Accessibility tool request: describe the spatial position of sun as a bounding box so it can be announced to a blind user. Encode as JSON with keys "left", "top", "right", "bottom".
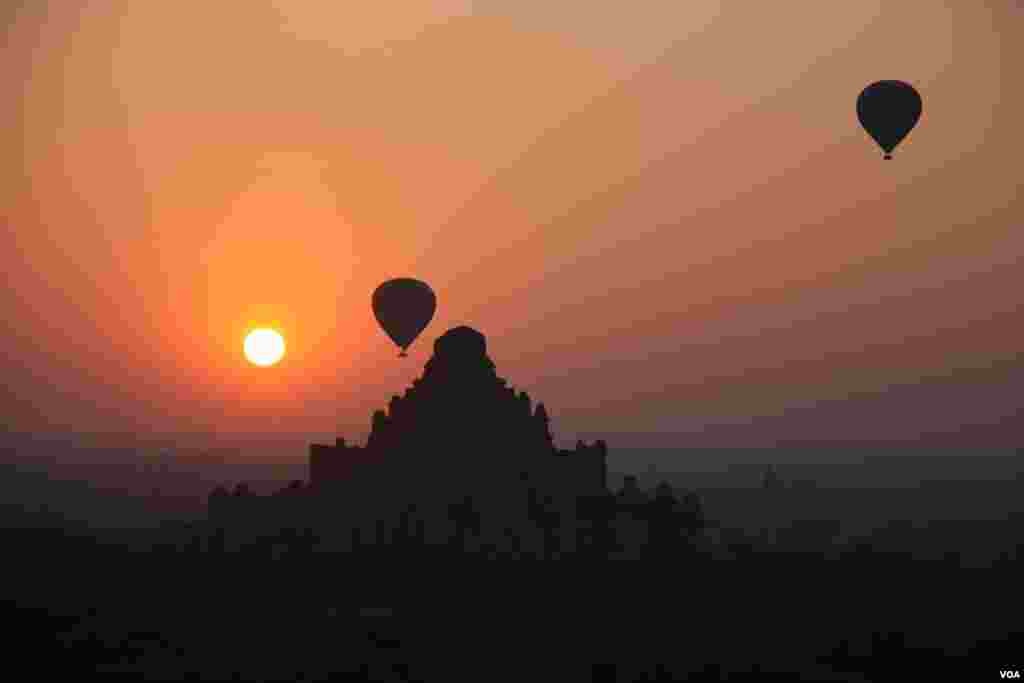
{"left": 244, "top": 328, "right": 286, "bottom": 367}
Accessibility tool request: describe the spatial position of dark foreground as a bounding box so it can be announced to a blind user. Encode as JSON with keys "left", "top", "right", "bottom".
{"left": 3, "top": 524, "right": 1019, "bottom": 681}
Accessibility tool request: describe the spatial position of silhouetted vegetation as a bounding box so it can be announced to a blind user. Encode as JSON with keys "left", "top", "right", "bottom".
{"left": 1, "top": 328, "right": 1020, "bottom": 679}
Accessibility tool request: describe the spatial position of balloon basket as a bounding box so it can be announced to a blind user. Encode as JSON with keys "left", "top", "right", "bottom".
{"left": 883, "top": 154, "right": 892, "bottom": 160}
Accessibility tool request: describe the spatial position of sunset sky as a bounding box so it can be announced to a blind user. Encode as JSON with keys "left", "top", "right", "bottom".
{"left": 2, "top": 1, "right": 1021, "bottom": 453}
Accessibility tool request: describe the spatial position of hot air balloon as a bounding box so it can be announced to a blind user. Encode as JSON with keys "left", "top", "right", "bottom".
{"left": 857, "top": 80, "right": 922, "bottom": 160}
{"left": 372, "top": 278, "right": 436, "bottom": 357}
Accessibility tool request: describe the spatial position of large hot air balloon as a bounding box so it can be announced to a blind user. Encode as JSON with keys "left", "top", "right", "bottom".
{"left": 372, "top": 278, "right": 436, "bottom": 357}
{"left": 857, "top": 80, "right": 922, "bottom": 160}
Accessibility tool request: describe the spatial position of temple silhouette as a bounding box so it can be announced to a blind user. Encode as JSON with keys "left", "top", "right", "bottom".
{"left": 208, "top": 326, "right": 703, "bottom": 559}
{"left": 4, "top": 327, "right": 1020, "bottom": 677}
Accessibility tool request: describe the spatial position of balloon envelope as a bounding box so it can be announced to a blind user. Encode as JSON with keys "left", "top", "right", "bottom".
{"left": 372, "top": 278, "right": 436, "bottom": 355}
{"left": 856, "top": 80, "right": 922, "bottom": 159}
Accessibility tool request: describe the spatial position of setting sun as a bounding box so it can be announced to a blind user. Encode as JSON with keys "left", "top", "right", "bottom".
{"left": 244, "top": 328, "right": 286, "bottom": 367}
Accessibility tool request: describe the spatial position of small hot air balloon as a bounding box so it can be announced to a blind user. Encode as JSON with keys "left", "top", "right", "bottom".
{"left": 372, "top": 278, "right": 436, "bottom": 357}
{"left": 857, "top": 80, "right": 922, "bottom": 160}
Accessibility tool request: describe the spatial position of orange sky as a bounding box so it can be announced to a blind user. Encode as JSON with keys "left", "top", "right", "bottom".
{"left": 1, "top": 2, "right": 1021, "bottom": 451}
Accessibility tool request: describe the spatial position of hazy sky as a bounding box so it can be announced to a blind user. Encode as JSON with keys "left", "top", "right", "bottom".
{"left": 2, "top": 2, "right": 1021, "bottom": 451}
